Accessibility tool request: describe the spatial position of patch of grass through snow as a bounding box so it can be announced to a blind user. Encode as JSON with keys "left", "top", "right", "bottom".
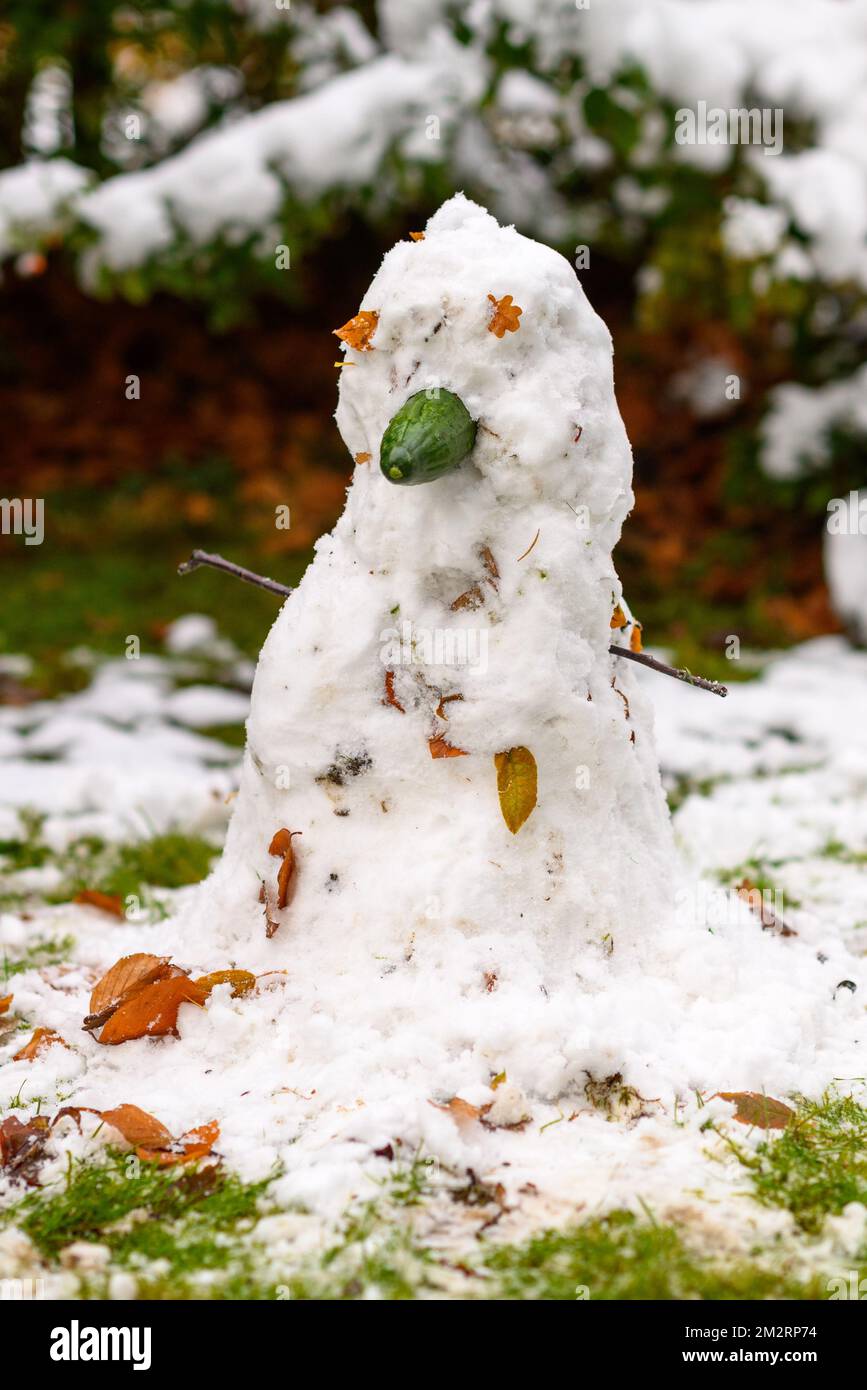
{"left": 721, "top": 1092, "right": 867, "bottom": 1235}
{"left": 0, "top": 819, "right": 218, "bottom": 913}
{"left": 1, "top": 1144, "right": 856, "bottom": 1300}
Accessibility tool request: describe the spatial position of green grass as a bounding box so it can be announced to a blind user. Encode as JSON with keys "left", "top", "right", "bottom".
{"left": 724, "top": 1092, "right": 867, "bottom": 1234}
{"left": 5, "top": 1151, "right": 278, "bottom": 1298}
{"left": 1, "top": 934, "right": 76, "bottom": 984}
{"left": 0, "top": 466, "right": 311, "bottom": 698}
{"left": 4, "top": 1148, "right": 850, "bottom": 1300}
{"left": 0, "top": 823, "right": 218, "bottom": 912}
{"left": 480, "top": 1211, "right": 830, "bottom": 1300}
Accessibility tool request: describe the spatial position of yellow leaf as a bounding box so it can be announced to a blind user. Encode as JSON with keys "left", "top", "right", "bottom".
{"left": 610, "top": 604, "right": 628, "bottom": 630}
{"left": 494, "top": 746, "right": 538, "bottom": 834}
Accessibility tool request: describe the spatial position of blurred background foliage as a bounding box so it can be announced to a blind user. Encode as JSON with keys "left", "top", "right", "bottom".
{"left": 1, "top": 0, "right": 865, "bottom": 687}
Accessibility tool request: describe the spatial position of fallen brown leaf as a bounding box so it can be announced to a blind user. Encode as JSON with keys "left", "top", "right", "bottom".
{"left": 96, "top": 976, "right": 208, "bottom": 1046}
{"left": 354, "top": 452, "right": 371, "bottom": 465}
{"left": 450, "top": 584, "right": 484, "bottom": 612}
{"left": 100, "top": 1104, "right": 173, "bottom": 1149}
{"left": 74, "top": 889, "right": 125, "bottom": 918}
{"left": 487, "top": 293, "right": 523, "bottom": 338}
{"left": 194, "top": 969, "right": 257, "bottom": 998}
{"left": 0, "top": 1114, "right": 51, "bottom": 1184}
{"left": 268, "top": 828, "right": 302, "bottom": 911}
{"left": 382, "top": 670, "right": 405, "bottom": 712}
{"left": 736, "top": 881, "right": 797, "bottom": 937}
{"left": 429, "top": 736, "right": 468, "bottom": 759}
{"left": 432, "top": 1097, "right": 485, "bottom": 1127}
{"left": 138, "top": 1119, "right": 220, "bottom": 1166}
{"left": 333, "top": 310, "right": 379, "bottom": 352}
{"left": 86, "top": 953, "right": 175, "bottom": 1032}
{"left": 716, "top": 1091, "right": 795, "bottom": 1130}
{"left": 0, "top": 994, "right": 12, "bottom": 1015}
{"left": 13, "top": 1027, "right": 70, "bottom": 1061}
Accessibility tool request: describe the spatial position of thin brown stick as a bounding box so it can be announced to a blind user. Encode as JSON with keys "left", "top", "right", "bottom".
{"left": 178, "top": 548, "right": 726, "bottom": 696}
{"left": 611, "top": 645, "right": 728, "bottom": 697}
{"left": 177, "top": 549, "right": 292, "bottom": 598}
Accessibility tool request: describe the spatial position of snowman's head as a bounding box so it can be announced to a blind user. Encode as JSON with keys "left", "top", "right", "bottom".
{"left": 335, "top": 195, "right": 633, "bottom": 531}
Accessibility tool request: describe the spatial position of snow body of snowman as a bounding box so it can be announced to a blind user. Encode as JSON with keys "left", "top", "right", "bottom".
{"left": 196, "top": 194, "right": 676, "bottom": 985}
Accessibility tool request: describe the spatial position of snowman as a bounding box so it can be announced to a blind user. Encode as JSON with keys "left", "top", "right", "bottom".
{"left": 185, "top": 194, "right": 678, "bottom": 983}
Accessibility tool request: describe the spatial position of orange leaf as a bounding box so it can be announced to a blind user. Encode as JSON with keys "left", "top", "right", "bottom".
{"left": 610, "top": 604, "right": 628, "bottom": 630}
{"left": 382, "top": 670, "right": 405, "bottom": 712}
{"left": 74, "top": 889, "right": 124, "bottom": 917}
{"left": 138, "top": 1119, "right": 219, "bottom": 1166}
{"left": 487, "top": 293, "right": 523, "bottom": 338}
{"left": 268, "top": 828, "right": 302, "bottom": 912}
{"left": 96, "top": 976, "right": 208, "bottom": 1046}
{"left": 194, "top": 969, "right": 257, "bottom": 998}
{"left": 333, "top": 310, "right": 379, "bottom": 352}
{"left": 86, "top": 953, "right": 176, "bottom": 1032}
{"left": 432, "top": 1096, "right": 485, "bottom": 1127}
{"left": 736, "top": 881, "right": 797, "bottom": 937}
{"left": 100, "top": 1104, "right": 173, "bottom": 1149}
{"left": 13, "top": 1027, "right": 69, "bottom": 1061}
{"left": 630, "top": 622, "right": 643, "bottom": 653}
{"left": 429, "top": 736, "right": 468, "bottom": 759}
{"left": 354, "top": 452, "right": 371, "bottom": 465}
{"left": 716, "top": 1091, "right": 795, "bottom": 1130}
{"left": 0, "top": 995, "right": 12, "bottom": 1015}
{"left": 409, "top": 232, "right": 425, "bottom": 241}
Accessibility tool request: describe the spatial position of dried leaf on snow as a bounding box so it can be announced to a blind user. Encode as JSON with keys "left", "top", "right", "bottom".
{"left": 138, "top": 1119, "right": 220, "bottom": 1166}
{"left": 86, "top": 953, "right": 175, "bottom": 1032}
{"left": 382, "top": 670, "right": 405, "bottom": 712}
{"left": 194, "top": 969, "right": 257, "bottom": 998}
{"left": 0, "top": 995, "right": 12, "bottom": 1015}
{"left": 630, "top": 622, "right": 643, "bottom": 653}
{"left": 100, "top": 1103, "right": 173, "bottom": 1150}
{"left": 268, "top": 828, "right": 302, "bottom": 911}
{"left": 13, "top": 1028, "right": 70, "bottom": 1061}
{"left": 0, "top": 1114, "right": 51, "bottom": 1184}
{"left": 333, "top": 310, "right": 379, "bottom": 352}
{"left": 487, "top": 294, "right": 523, "bottom": 338}
{"left": 73, "top": 889, "right": 125, "bottom": 918}
{"left": 429, "top": 736, "right": 468, "bottom": 759}
{"left": 736, "top": 880, "right": 797, "bottom": 937}
{"left": 716, "top": 1091, "right": 795, "bottom": 1130}
{"left": 610, "top": 604, "right": 628, "bottom": 630}
{"left": 96, "top": 975, "right": 208, "bottom": 1046}
{"left": 494, "top": 746, "right": 538, "bottom": 834}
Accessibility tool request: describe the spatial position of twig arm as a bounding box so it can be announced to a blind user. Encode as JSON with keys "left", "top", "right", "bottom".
{"left": 177, "top": 549, "right": 725, "bottom": 696}
{"left": 177, "top": 549, "right": 293, "bottom": 598}
{"left": 610, "top": 644, "right": 728, "bottom": 697}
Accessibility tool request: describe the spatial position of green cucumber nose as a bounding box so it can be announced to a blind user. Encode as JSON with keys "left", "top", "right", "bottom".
{"left": 379, "top": 389, "right": 477, "bottom": 486}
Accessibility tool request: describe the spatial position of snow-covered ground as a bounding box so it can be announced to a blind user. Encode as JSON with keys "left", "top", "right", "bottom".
{"left": 1, "top": 620, "right": 865, "bottom": 1289}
